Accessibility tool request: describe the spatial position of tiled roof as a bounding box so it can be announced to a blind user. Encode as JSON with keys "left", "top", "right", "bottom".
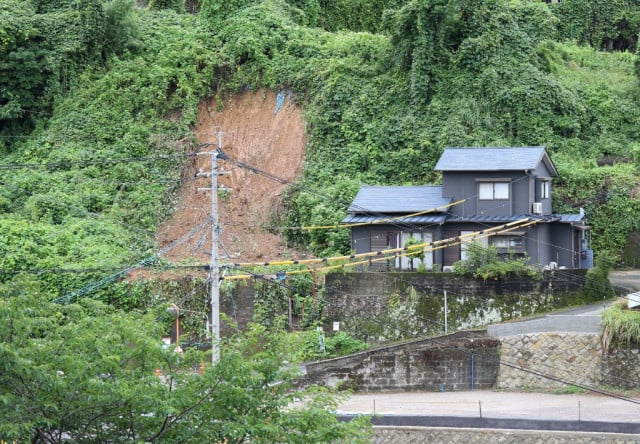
{"left": 445, "top": 215, "right": 532, "bottom": 223}
{"left": 434, "top": 146, "right": 557, "bottom": 175}
{"left": 347, "top": 185, "right": 451, "bottom": 213}
{"left": 341, "top": 214, "right": 447, "bottom": 224}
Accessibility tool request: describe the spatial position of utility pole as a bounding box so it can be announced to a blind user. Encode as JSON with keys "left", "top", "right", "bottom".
{"left": 197, "top": 131, "right": 225, "bottom": 363}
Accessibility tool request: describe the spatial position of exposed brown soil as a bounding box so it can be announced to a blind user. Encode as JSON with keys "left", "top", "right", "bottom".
{"left": 155, "top": 90, "right": 309, "bottom": 269}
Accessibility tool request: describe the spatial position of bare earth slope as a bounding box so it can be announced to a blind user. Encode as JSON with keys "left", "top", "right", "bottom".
{"left": 157, "top": 90, "right": 307, "bottom": 265}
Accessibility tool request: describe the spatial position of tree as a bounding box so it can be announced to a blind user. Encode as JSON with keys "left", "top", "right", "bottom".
{"left": 0, "top": 283, "right": 371, "bottom": 443}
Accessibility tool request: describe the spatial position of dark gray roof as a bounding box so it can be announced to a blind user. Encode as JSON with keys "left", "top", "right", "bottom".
{"left": 434, "top": 146, "right": 558, "bottom": 175}
{"left": 556, "top": 214, "right": 587, "bottom": 223}
{"left": 445, "top": 215, "right": 532, "bottom": 223}
{"left": 341, "top": 214, "right": 447, "bottom": 224}
{"left": 347, "top": 185, "right": 451, "bottom": 213}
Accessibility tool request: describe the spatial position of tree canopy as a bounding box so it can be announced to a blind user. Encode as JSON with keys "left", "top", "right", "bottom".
{"left": 0, "top": 280, "right": 370, "bottom": 443}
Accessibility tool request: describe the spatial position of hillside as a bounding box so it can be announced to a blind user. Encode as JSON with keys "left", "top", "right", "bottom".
{"left": 1, "top": 0, "right": 640, "bottom": 301}
{"left": 157, "top": 89, "right": 308, "bottom": 264}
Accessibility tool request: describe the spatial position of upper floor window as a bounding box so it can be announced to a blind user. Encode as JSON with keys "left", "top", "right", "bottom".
{"left": 538, "top": 180, "right": 551, "bottom": 199}
{"left": 479, "top": 182, "right": 509, "bottom": 200}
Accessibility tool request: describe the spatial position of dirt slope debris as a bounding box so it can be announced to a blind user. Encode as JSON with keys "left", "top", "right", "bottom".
{"left": 156, "top": 89, "right": 309, "bottom": 268}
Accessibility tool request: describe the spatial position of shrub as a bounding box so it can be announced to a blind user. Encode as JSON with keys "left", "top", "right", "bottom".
{"left": 602, "top": 298, "right": 640, "bottom": 352}
{"left": 453, "top": 242, "right": 541, "bottom": 280}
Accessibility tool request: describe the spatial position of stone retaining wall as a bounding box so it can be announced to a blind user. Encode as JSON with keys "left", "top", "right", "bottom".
{"left": 497, "top": 332, "right": 640, "bottom": 391}
{"left": 497, "top": 333, "right": 603, "bottom": 390}
{"left": 372, "top": 427, "right": 640, "bottom": 443}
{"left": 602, "top": 348, "right": 640, "bottom": 389}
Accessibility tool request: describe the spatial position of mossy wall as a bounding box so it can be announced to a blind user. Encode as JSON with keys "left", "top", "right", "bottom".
{"left": 324, "top": 270, "right": 591, "bottom": 342}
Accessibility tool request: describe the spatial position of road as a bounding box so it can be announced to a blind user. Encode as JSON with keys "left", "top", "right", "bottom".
{"left": 610, "top": 269, "right": 640, "bottom": 293}
{"left": 336, "top": 390, "right": 640, "bottom": 433}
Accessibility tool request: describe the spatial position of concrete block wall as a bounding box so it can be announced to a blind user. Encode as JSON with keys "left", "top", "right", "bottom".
{"left": 300, "top": 331, "right": 500, "bottom": 392}
{"left": 324, "top": 270, "right": 588, "bottom": 342}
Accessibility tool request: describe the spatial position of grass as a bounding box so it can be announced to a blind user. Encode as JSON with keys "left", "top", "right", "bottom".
{"left": 601, "top": 298, "right": 640, "bottom": 352}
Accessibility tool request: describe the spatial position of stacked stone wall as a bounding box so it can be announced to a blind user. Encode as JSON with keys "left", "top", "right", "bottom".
{"left": 497, "top": 333, "right": 603, "bottom": 390}
{"left": 372, "top": 427, "right": 640, "bottom": 443}
{"left": 601, "top": 348, "right": 640, "bottom": 389}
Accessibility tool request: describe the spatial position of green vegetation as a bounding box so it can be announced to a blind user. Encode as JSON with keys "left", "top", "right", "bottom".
{"left": 0, "top": 281, "right": 371, "bottom": 443}
{"left": 602, "top": 298, "right": 640, "bottom": 351}
{"left": 453, "top": 242, "right": 542, "bottom": 281}
{"left": 2, "top": 0, "right": 640, "bottom": 297}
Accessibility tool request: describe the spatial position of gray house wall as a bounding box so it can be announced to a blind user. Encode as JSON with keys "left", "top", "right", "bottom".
{"left": 530, "top": 223, "right": 552, "bottom": 266}
{"left": 441, "top": 165, "right": 554, "bottom": 218}
{"left": 441, "top": 171, "right": 526, "bottom": 217}
{"left": 532, "top": 163, "right": 554, "bottom": 214}
{"left": 351, "top": 220, "right": 580, "bottom": 269}
{"left": 551, "top": 222, "right": 580, "bottom": 268}
{"left": 351, "top": 224, "right": 445, "bottom": 270}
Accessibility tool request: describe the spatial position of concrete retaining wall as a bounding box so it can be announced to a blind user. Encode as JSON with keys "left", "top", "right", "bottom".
{"left": 300, "top": 331, "right": 499, "bottom": 392}
{"left": 325, "top": 270, "right": 588, "bottom": 342}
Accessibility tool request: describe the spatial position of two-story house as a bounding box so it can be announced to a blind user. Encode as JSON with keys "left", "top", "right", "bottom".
{"left": 342, "top": 146, "right": 592, "bottom": 271}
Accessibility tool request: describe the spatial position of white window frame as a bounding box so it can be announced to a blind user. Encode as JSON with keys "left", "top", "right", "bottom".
{"left": 460, "top": 231, "right": 489, "bottom": 260}
{"left": 397, "top": 232, "right": 433, "bottom": 270}
{"left": 539, "top": 180, "right": 550, "bottom": 199}
{"left": 479, "top": 182, "right": 510, "bottom": 200}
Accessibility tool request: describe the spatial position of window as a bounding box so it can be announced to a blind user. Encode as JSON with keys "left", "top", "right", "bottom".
{"left": 539, "top": 180, "right": 550, "bottom": 199}
{"left": 491, "top": 235, "right": 524, "bottom": 253}
{"left": 479, "top": 182, "right": 509, "bottom": 200}
{"left": 460, "top": 231, "right": 488, "bottom": 260}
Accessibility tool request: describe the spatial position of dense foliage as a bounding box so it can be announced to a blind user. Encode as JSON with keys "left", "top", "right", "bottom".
{"left": 0, "top": 281, "right": 371, "bottom": 443}
{"left": 452, "top": 242, "right": 542, "bottom": 281}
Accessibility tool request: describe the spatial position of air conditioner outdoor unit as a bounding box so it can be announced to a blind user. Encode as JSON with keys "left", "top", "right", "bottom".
{"left": 532, "top": 202, "right": 543, "bottom": 214}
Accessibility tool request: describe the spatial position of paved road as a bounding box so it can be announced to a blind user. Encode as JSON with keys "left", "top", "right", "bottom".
{"left": 336, "top": 390, "right": 640, "bottom": 432}
{"left": 610, "top": 269, "right": 640, "bottom": 293}
{"left": 487, "top": 269, "right": 640, "bottom": 337}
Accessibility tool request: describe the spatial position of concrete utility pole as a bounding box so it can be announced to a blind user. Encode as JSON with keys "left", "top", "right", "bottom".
{"left": 196, "top": 131, "right": 226, "bottom": 363}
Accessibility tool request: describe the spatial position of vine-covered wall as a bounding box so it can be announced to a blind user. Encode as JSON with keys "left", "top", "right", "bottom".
{"left": 324, "top": 270, "right": 592, "bottom": 342}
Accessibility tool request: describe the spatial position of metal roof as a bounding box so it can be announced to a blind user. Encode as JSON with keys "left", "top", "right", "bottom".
{"left": 434, "top": 146, "right": 557, "bottom": 175}
{"left": 341, "top": 214, "right": 447, "bottom": 225}
{"left": 556, "top": 214, "right": 587, "bottom": 223}
{"left": 445, "top": 215, "right": 531, "bottom": 223}
{"left": 347, "top": 185, "right": 451, "bottom": 213}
